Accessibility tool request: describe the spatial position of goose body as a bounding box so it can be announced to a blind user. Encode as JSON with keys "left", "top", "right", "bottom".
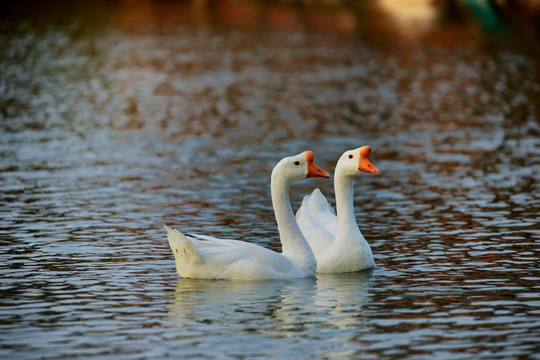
{"left": 165, "top": 151, "right": 330, "bottom": 280}
{"left": 296, "top": 146, "right": 381, "bottom": 273}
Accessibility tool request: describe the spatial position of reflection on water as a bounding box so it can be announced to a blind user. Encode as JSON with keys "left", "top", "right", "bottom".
{"left": 167, "top": 273, "right": 373, "bottom": 358}
{"left": 1, "top": 0, "right": 539, "bottom": 359}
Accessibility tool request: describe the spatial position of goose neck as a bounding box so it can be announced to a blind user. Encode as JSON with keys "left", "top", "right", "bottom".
{"left": 270, "top": 171, "right": 316, "bottom": 272}
{"left": 334, "top": 169, "right": 359, "bottom": 239}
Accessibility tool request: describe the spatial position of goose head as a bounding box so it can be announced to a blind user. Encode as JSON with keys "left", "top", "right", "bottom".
{"left": 336, "top": 145, "right": 381, "bottom": 177}
{"left": 272, "top": 150, "right": 331, "bottom": 185}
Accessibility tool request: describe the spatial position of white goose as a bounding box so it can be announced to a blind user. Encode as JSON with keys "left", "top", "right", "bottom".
{"left": 165, "top": 151, "right": 330, "bottom": 280}
{"left": 296, "top": 146, "right": 381, "bottom": 273}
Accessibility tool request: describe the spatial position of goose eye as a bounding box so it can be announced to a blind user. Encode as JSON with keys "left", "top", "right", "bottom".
{"left": 294, "top": 161, "right": 300, "bottom": 166}
{"left": 348, "top": 154, "right": 353, "bottom": 159}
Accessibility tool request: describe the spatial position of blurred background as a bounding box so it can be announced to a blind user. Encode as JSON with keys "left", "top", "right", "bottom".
{"left": 1, "top": 0, "right": 540, "bottom": 138}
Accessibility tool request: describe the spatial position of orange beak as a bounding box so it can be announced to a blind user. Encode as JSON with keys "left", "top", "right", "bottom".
{"left": 305, "top": 151, "right": 331, "bottom": 178}
{"left": 358, "top": 146, "right": 381, "bottom": 175}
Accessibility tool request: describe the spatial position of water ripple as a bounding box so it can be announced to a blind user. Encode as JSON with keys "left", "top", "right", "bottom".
{"left": 1, "top": 1, "right": 540, "bottom": 359}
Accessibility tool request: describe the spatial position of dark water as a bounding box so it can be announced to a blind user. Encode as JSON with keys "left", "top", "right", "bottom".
{"left": 1, "top": 0, "right": 540, "bottom": 358}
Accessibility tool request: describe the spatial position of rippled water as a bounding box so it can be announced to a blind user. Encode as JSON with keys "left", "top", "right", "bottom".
{"left": 1, "top": 0, "right": 540, "bottom": 358}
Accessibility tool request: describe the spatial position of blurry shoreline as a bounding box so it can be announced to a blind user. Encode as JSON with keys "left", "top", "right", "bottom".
{"left": 1, "top": 0, "right": 539, "bottom": 56}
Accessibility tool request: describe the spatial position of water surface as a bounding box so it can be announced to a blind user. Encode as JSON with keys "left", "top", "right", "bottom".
{"left": 1, "top": 0, "right": 539, "bottom": 358}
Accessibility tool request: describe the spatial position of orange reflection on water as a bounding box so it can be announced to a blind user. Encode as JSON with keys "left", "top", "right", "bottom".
{"left": 99, "top": 0, "right": 537, "bottom": 54}
{"left": 378, "top": 0, "right": 437, "bottom": 39}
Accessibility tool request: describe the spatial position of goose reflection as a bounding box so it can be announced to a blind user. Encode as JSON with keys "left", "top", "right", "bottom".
{"left": 312, "top": 271, "right": 373, "bottom": 329}
{"left": 166, "top": 270, "right": 373, "bottom": 335}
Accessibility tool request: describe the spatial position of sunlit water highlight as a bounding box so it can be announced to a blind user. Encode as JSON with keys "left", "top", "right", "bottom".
{"left": 1, "top": 0, "right": 539, "bottom": 358}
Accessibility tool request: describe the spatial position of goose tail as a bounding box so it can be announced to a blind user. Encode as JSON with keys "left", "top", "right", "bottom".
{"left": 164, "top": 225, "right": 202, "bottom": 264}
{"left": 298, "top": 188, "right": 335, "bottom": 216}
